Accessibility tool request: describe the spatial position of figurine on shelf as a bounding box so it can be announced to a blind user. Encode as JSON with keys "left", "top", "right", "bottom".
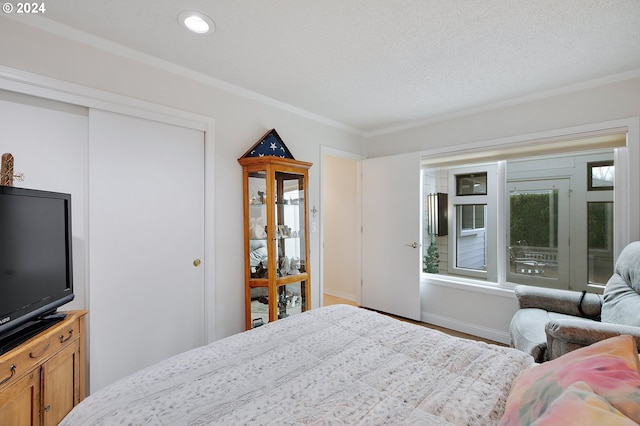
{"left": 291, "top": 292, "right": 302, "bottom": 308}
{"left": 250, "top": 216, "right": 267, "bottom": 239}
{"left": 279, "top": 256, "right": 290, "bottom": 276}
{"left": 249, "top": 216, "right": 268, "bottom": 277}
{"left": 289, "top": 257, "right": 300, "bottom": 275}
{"left": 277, "top": 225, "right": 290, "bottom": 238}
{"left": 251, "top": 258, "right": 268, "bottom": 278}
{"left": 278, "top": 290, "right": 289, "bottom": 319}
{"left": 258, "top": 190, "right": 265, "bottom": 204}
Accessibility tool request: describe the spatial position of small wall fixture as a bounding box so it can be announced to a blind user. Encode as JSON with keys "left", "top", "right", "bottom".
{"left": 427, "top": 193, "right": 448, "bottom": 236}
{"left": 178, "top": 11, "right": 215, "bottom": 35}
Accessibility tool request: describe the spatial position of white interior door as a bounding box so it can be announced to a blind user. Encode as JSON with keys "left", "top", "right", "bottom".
{"left": 362, "top": 152, "right": 421, "bottom": 320}
{"left": 89, "top": 109, "right": 205, "bottom": 392}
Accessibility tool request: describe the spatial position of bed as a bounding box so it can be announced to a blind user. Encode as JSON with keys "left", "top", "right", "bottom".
{"left": 62, "top": 304, "right": 535, "bottom": 425}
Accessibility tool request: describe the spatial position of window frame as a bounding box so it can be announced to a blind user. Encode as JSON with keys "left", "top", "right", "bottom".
{"left": 447, "top": 164, "right": 498, "bottom": 280}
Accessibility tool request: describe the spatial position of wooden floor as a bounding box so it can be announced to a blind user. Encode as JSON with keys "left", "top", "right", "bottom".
{"left": 323, "top": 294, "right": 504, "bottom": 346}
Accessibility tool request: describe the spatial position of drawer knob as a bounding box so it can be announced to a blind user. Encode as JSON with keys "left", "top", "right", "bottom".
{"left": 0, "top": 364, "right": 16, "bottom": 386}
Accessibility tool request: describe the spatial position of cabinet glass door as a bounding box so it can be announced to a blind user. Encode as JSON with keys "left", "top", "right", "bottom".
{"left": 248, "top": 171, "right": 268, "bottom": 279}
{"left": 273, "top": 172, "right": 306, "bottom": 278}
{"left": 249, "top": 286, "right": 269, "bottom": 328}
{"left": 276, "top": 281, "right": 306, "bottom": 320}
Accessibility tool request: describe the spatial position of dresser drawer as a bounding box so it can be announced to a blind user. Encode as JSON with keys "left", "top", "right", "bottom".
{"left": 0, "top": 316, "right": 81, "bottom": 389}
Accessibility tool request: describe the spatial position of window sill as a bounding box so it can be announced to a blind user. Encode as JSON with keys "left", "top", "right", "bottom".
{"left": 421, "top": 273, "right": 516, "bottom": 299}
{"left": 587, "top": 283, "right": 606, "bottom": 294}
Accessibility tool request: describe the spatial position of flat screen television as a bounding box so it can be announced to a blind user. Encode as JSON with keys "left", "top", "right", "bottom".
{"left": 0, "top": 186, "right": 74, "bottom": 353}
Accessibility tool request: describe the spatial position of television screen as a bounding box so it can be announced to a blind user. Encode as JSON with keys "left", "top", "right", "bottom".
{"left": 0, "top": 187, "right": 74, "bottom": 341}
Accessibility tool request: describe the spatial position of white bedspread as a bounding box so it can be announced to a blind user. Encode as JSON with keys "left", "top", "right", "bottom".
{"left": 62, "top": 305, "right": 534, "bottom": 425}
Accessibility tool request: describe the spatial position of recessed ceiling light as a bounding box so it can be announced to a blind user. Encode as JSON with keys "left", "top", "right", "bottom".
{"left": 178, "top": 11, "right": 215, "bottom": 35}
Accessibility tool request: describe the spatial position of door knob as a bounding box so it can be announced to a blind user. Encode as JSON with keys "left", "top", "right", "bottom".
{"left": 193, "top": 259, "right": 201, "bottom": 267}
{"left": 405, "top": 242, "right": 420, "bottom": 249}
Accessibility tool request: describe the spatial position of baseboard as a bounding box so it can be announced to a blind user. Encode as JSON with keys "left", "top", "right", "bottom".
{"left": 420, "top": 311, "right": 511, "bottom": 345}
{"left": 323, "top": 289, "right": 357, "bottom": 303}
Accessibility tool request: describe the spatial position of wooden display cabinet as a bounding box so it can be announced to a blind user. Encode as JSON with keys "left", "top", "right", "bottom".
{"left": 0, "top": 310, "right": 87, "bottom": 426}
{"left": 239, "top": 153, "right": 312, "bottom": 330}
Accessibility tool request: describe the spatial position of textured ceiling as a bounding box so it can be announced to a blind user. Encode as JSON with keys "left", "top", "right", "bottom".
{"left": 8, "top": 0, "right": 640, "bottom": 135}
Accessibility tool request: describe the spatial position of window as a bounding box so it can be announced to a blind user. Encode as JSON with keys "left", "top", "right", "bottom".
{"left": 588, "top": 202, "right": 614, "bottom": 284}
{"left": 588, "top": 161, "right": 614, "bottom": 190}
{"left": 459, "top": 204, "right": 485, "bottom": 231}
{"left": 426, "top": 165, "right": 498, "bottom": 280}
{"left": 507, "top": 182, "right": 567, "bottom": 287}
{"left": 456, "top": 204, "right": 487, "bottom": 271}
{"left": 422, "top": 146, "right": 618, "bottom": 292}
{"left": 456, "top": 173, "right": 487, "bottom": 195}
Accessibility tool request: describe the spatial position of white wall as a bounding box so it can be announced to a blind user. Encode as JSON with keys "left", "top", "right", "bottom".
{"left": 365, "top": 76, "right": 640, "bottom": 158}
{"left": 366, "top": 75, "right": 640, "bottom": 343}
{"left": 0, "top": 17, "right": 364, "bottom": 341}
{"left": 0, "top": 90, "right": 88, "bottom": 313}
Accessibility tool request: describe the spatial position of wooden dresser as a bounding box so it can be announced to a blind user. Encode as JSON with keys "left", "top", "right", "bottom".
{"left": 0, "top": 310, "right": 87, "bottom": 426}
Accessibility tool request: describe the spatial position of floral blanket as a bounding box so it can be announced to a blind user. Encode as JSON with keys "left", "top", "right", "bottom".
{"left": 61, "top": 305, "right": 534, "bottom": 425}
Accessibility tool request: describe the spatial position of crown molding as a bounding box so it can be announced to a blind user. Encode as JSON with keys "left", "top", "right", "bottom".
{"left": 364, "top": 69, "right": 640, "bottom": 138}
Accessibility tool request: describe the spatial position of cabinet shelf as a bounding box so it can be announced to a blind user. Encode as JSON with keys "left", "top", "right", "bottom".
{"left": 249, "top": 273, "right": 309, "bottom": 287}
{"left": 249, "top": 237, "right": 301, "bottom": 241}
{"left": 276, "top": 273, "right": 309, "bottom": 285}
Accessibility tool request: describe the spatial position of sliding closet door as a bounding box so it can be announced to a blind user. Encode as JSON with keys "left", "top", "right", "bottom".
{"left": 362, "top": 152, "right": 421, "bottom": 320}
{"left": 89, "top": 109, "right": 205, "bottom": 392}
